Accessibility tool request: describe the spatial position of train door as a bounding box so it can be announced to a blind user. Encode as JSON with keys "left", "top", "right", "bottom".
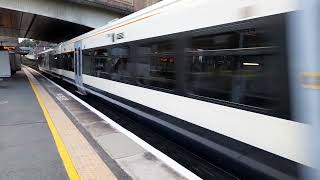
{"left": 74, "top": 41, "right": 86, "bottom": 95}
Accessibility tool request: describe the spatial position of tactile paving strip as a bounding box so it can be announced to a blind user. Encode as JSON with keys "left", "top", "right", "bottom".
{"left": 24, "top": 68, "right": 117, "bottom": 180}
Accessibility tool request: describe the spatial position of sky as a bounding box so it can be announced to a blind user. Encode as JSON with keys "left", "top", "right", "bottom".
{"left": 18, "top": 38, "right": 33, "bottom": 43}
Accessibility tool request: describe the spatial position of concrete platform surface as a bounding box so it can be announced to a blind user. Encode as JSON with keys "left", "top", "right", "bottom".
{"left": 0, "top": 71, "right": 68, "bottom": 180}
{"left": 24, "top": 68, "right": 118, "bottom": 180}
{"left": 97, "top": 133, "right": 146, "bottom": 159}
{"left": 0, "top": 66, "right": 198, "bottom": 180}
{"left": 26, "top": 67, "right": 191, "bottom": 180}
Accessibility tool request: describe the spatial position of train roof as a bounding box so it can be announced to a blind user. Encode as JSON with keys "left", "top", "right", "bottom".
{"left": 41, "top": 0, "right": 298, "bottom": 55}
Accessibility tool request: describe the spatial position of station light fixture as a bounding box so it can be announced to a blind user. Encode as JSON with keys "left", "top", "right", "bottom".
{"left": 243, "top": 62, "right": 259, "bottom": 66}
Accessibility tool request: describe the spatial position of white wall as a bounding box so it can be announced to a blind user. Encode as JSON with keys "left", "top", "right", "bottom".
{"left": 0, "top": 51, "right": 11, "bottom": 77}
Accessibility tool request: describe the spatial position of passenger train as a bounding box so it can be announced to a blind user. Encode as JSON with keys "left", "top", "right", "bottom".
{"left": 37, "top": 0, "right": 311, "bottom": 179}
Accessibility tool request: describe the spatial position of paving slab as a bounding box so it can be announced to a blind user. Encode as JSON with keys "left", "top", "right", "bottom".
{"left": 74, "top": 111, "right": 103, "bottom": 125}
{"left": 85, "top": 121, "right": 118, "bottom": 137}
{"left": 0, "top": 123, "right": 52, "bottom": 147}
{"left": 64, "top": 101, "right": 91, "bottom": 112}
{"left": 97, "top": 133, "right": 146, "bottom": 159}
{"left": 0, "top": 138, "right": 67, "bottom": 180}
{"left": 117, "top": 152, "right": 186, "bottom": 180}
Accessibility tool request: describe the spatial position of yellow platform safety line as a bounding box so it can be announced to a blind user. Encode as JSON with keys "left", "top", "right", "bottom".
{"left": 28, "top": 78, "right": 80, "bottom": 180}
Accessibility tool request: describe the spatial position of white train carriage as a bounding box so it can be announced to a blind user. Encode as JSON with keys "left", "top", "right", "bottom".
{"left": 38, "top": 0, "right": 312, "bottom": 179}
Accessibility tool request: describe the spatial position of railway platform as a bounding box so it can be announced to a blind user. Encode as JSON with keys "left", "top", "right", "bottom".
{"left": 0, "top": 67, "right": 195, "bottom": 180}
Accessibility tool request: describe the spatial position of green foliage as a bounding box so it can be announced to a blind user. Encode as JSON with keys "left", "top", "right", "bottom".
{"left": 18, "top": 39, "right": 39, "bottom": 47}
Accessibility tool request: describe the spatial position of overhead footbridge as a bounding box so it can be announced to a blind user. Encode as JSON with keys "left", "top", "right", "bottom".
{"left": 0, "top": 0, "right": 133, "bottom": 42}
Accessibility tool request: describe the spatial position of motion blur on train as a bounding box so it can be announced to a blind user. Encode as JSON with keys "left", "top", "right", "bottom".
{"left": 35, "top": 0, "right": 316, "bottom": 179}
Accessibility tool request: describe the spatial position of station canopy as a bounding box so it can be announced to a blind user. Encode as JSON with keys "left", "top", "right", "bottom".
{"left": 0, "top": 7, "right": 93, "bottom": 43}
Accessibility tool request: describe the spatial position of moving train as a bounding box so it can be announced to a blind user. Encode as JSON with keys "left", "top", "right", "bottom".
{"left": 37, "top": 0, "right": 311, "bottom": 179}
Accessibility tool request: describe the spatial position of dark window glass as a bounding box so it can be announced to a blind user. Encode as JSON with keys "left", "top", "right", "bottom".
{"left": 82, "top": 50, "right": 93, "bottom": 75}
{"left": 191, "top": 33, "right": 239, "bottom": 51}
{"left": 82, "top": 47, "right": 135, "bottom": 84}
{"left": 38, "top": 55, "right": 44, "bottom": 67}
{"left": 49, "top": 54, "right": 57, "bottom": 69}
{"left": 186, "top": 17, "right": 290, "bottom": 118}
{"left": 108, "top": 47, "right": 135, "bottom": 83}
{"left": 187, "top": 55, "right": 234, "bottom": 101}
{"left": 141, "top": 41, "right": 175, "bottom": 54}
{"left": 136, "top": 41, "right": 176, "bottom": 90}
{"left": 53, "top": 52, "right": 74, "bottom": 72}
{"left": 63, "top": 52, "right": 74, "bottom": 72}
{"left": 61, "top": 54, "right": 67, "bottom": 70}
{"left": 69, "top": 52, "right": 75, "bottom": 71}
{"left": 51, "top": 54, "right": 59, "bottom": 69}
{"left": 187, "top": 52, "right": 280, "bottom": 109}
{"left": 44, "top": 54, "right": 49, "bottom": 69}
{"left": 241, "top": 28, "right": 278, "bottom": 48}
{"left": 56, "top": 54, "right": 63, "bottom": 69}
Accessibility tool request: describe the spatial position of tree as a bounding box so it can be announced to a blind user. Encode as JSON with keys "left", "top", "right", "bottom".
{"left": 18, "top": 39, "right": 38, "bottom": 47}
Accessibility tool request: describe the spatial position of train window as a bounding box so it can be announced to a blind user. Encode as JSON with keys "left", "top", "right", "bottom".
{"left": 82, "top": 50, "right": 93, "bottom": 75}
{"left": 241, "top": 28, "right": 278, "bottom": 48}
{"left": 108, "top": 46, "right": 135, "bottom": 83}
{"left": 191, "top": 32, "right": 239, "bottom": 51}
{"left": 186, "top": 21, "right": 290, "bottom": 118}
{"left": 62, "top": 52, "right": 74, "bottom": 72}
{"left": 136, "top": 41, "right": 176, "bottom": 90}
{"left": 38, "top": 55, "right": 44, "bottom": 67}
{"left": 186, "top": 55, "right": 234, "bottom": 101}
{"left": 186, "top": 52, "right": 284, "bottom": 110}
{"left": 57, "top": 54, "right": 64, "bottom": 69}
{"left": 49, "top": 54, "right": 57, "bottom": 69}
{"left": 61, "top": 54, "right": 66, "bottom": 70}
{"left": 82, "top": 49, "right": 106, "bottom": 77}
{"left": 141, "top": 41, "right": 175, "bottom": 54}
{"left": 83, "top": 47, "right": 135, "bottom": 84}
{"left": 68, "top": 52, "right": 75, "bottom": 72}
